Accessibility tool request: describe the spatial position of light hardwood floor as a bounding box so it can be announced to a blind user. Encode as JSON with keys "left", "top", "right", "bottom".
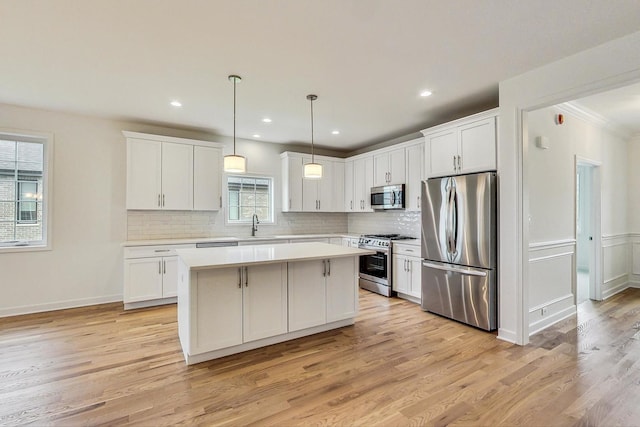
{"left": 1, "top": 288, "right": 639, "bottom": 426}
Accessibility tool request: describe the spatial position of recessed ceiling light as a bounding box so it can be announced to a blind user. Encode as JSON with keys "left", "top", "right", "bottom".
{"left": 170, "top": 100, "right": 182, "bottom": 107}
{"left": 253, "top": 134, "right": 261, "bottom": 138}
{"left": 262, "top": 118, "right": 272, "bottom": 123}
{"left": 420, "top": 90, "right": 433, "bottom": 97}
{"left": 332, "top": 130, "right": 340, "bottom": 135}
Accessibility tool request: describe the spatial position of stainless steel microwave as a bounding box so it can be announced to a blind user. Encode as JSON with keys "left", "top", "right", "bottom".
{"left": 370, "top": 184, "right": 405, "bottom": 210}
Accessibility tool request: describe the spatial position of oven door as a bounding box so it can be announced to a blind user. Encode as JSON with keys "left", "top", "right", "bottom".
{"left": 359, "top": 249, "right": 388, "bottom": 284}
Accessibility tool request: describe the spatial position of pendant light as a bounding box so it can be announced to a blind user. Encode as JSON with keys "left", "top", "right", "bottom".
{"left": 303, "top": 94, "right": 323, "bottom": 179}
{"left": 223, "top": 74, "right": 246, "bottom": 173}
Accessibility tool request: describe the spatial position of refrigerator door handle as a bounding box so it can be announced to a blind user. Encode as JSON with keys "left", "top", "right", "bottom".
{"left": 422, "top": 261, "right": 487, "bottom": 277}
{"left": 446, "top": 181, "right": 456, "bottom": 255}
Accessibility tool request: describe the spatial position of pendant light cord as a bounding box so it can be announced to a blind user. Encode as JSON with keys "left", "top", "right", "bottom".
{"left": 310, "top": 97, "right": 314, "bottom": 162}
{"left": 233, "top": 77, "right": 237, "bottom": 155}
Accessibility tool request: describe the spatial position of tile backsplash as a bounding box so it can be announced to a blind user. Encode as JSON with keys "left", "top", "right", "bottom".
{"left": 127, "top": 209, "right": 420, "bottom": 241}
{"left": 127, "top": 210, "right": 348, "bottom": 240}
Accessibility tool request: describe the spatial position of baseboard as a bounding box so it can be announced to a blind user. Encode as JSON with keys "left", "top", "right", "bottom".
{"left": 602, "top": 281, "right": 630, "bottom": 299}
{"left": 395, "top": 292, "right": 420, "bottom": 304}
{"left": 124, "top": 297, "right": 177, "bottom": 310}
{"left": 529, "top": 295, "right": 576, "bottom": 336}
{"left": 628, "top": 280, "right": 640, "bottom": 289}
{"left": 0, "top": 294, "right": 123, "bottom": 318}
{"left": 497, "top": 328, "right": 518, "bottom": 344}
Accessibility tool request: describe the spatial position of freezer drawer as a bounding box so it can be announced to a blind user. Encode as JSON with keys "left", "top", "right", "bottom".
{"left": 421, "top": 261, "right": 496, "bottom": 331}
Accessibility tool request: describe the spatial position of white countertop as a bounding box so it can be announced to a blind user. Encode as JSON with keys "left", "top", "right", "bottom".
{"left": 123, "top": 233, "right": 360, "bottom": 247}
{"left": 176, "top": 242, "right": 374, "bottom": 270}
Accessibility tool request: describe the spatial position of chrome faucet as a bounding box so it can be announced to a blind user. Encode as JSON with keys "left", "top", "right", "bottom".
{"left": 251, "top": 214, "right": 260, "bottom": 236}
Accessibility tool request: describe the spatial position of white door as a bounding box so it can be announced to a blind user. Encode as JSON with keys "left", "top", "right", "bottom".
{"left": 162, "top": 256, "right": 179, "bottom": 298}
{"left": 317, "top": 160, "right": 334, "bottom": 212}
{"left": 392, "top": 254, "right": 409, "bottom": 294}
{"left": 326, "top": 257, "right": 357, "bottom": 322}
{"left": 388, "top": 148, "right": 406, "bottom": 185}
{"left": 126, "top": 138, "right": 162, "bottom": 209}
{"left": 288, "top": 260, "right": 326, "bottom": 331}
{"left": 373, "top": 152, "right": 390, "bottom": 186}
{"left": 283, "top": 155, "right": 303, "bottom": 212}
{"left": 407, "top": 257, "right": 422, "bottom": 298}
{"left": 243, "top": 264, "right": 288, "bottom": 342}
{"left": 161, "top": 142, "right": 193, "bottom": 210}
{"left": 458, "top": 117, "right": 496, "bottom": 173}
{"left": 344, "top": 160, "right": 354, "bottom": 212}
{"left": 427, "top": 129, "right": 458, "bottom": 177}
{"left": 194, "top": 268, "right": 243, "bottom": 352}
{"left": 405, "top": 143, "right": 423, "bottom": 211}
{"left": 193, "top": 146, "right": 221, "bottom": 211}
{"left": 332, "top": 161, "right": 345, "bottom": 213}
{"left": 124, "top": 257, "right": 163, "bottom": 302}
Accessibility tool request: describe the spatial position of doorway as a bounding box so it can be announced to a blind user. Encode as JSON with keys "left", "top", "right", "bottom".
{"left": 575, "top": 157, "right": 602, "bottom": 303}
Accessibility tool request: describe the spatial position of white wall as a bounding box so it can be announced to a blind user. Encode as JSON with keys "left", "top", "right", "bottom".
{"left": 526, "top": 105, "right": 631, "bottom": 334}
{"left": 498, "top": 30, "right": 640, "bottom": 344}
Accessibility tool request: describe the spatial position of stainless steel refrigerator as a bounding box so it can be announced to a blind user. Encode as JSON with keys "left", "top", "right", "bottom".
{"left": 421, "top": 171, "right": 497, "bottom": 331}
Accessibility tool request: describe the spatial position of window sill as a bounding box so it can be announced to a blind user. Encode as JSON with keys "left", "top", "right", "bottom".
{"left": 0, "top": 243, "right": 51, "bottom": 254}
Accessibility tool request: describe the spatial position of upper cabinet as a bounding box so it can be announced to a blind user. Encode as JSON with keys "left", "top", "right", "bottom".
{"left": 351, "top": 155, "right": 374, "bottom": 212}
{"left": 404, "top": 140, "right": 424, "bottom": 211}
{"left": 373, "top": 148, "right": 406, "bottom": 186}
{"left": 280, "top": 152, "right": 344, "bottom": 213}
{"left": 124, "top": 131, "right": 223, "bottom": 211}
{"left": 422, "top": 109, "right": 498, "bottom": 178}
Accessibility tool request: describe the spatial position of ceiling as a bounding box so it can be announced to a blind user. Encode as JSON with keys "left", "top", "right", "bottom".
{"left": 1, "top": 1, "right": 640, "bottom": 152}
{"left": 572, "top": 82, "right": 640, "bottom": 137}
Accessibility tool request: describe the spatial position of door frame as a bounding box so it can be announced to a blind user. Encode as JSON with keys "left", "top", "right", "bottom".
{"left": 575, "top": 156, "right": 603, "bottom": 301}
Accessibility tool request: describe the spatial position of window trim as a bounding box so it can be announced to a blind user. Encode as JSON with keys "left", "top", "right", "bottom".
{"left": 0, "top": 128, "right": 53, "bottom": 253}
{"left": 224, "top": 173, "right": 275, "bottom": 226}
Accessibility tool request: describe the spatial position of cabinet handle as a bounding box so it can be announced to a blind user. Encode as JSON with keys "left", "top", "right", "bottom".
{"left": 237, "top": 267, "right": 242, "bottom": 288}
{"left": 457, "top": 155, "right": 461, "bottom": 171}
{"left": 158, "top": 194, "right": 161, "bottom": 207}
{"left": 158, "top": 261, "right": 162, "bottom": 275}
{"left": 327, "top": 259, "right": 331, "bottom": 276}
{"left": 220, "top": 196, "right": 222, "bottom": 208}
{"left": 318, "top": 200, "right": 321, "bottom": 210}
{"left": 162, "top": 194, "right": 165, "bottom": 207}
{"left": 322, "top": 260, "right": 326, "bottom": 277}
{"left": 417, "top": 196, "right": 420, "bottom": 208}
{"left": 154, "top": 249, "right": 170, "bottom": 253}
{"left": 453, "top": 156, "right": 456, "bottom": 172}
{"left": 163, "top": 260, "right": 166, "bottom": 274}
{"left": 244, "top": 266, "right": 248, "bottom": 287}
{"left": 289, "top": 198, "right": 292, "bottom": 210}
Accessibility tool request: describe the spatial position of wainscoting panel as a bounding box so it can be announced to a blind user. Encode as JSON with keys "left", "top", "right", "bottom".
{"left": 628, "top": 234, "right": 640, "bottom": 289}
{"left": 602, "top": 234, "right": 630, "bottom": 299}
{"left": 528, "top": 240, "right": 577, "bottom": 335}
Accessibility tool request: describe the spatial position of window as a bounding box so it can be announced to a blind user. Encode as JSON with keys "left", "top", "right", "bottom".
{"left": 0, "top": 133, "right": 50, "bottom": 248}
{"left": 227, "top": 175, "right": 273, "bottom": 224}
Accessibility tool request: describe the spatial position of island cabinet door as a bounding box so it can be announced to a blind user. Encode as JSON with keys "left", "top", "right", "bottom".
{"left": 243, "top": 263, "right": 288, "bottom": 342}
{"left": 288, "top": 260, "right": 327, "bottom": 332}
{"left": 326, "top": 257, "right": 358, "bottom": 322}
{"left": 193, "top": 268, "right": 243, "bottom": 354}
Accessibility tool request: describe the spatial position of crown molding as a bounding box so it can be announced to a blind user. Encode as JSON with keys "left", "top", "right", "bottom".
{"left": 556, "top": 101, "right": 633, "bottom": 140}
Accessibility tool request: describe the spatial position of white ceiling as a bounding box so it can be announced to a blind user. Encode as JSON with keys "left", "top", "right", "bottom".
{"left": 572, "top": 82, "right": 640, "bottom": 137}
{"left": 1, "top": 1, "right": 640, "bottom": 152}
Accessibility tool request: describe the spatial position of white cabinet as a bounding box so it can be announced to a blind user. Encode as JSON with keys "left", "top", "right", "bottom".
{"left": 392, "top": 243, "right": 421, "bottom": 300}
{"left": 405, "top": 141, "right": 424, "bottom": 211}
{"left": 373, "top": 148, "right": 405, "bottom": 186}
{"left": 352, "top": 156, "right": 374, "bottom": 212}
{"left": 124, "top": 131, "right": 223, "bottom": 211}
{"left": 191, "top": 263, "right": 287, "bottom": 353}
{"left": 344, "top": 160, "right": 355, "bottom": 212}
{"left": 302, "top": 157, "right": 334, "bottom": 212}
{"left": 281, "top": 152, "right": 344, "bottom": 212}
{"left": 423, "top": 111, "right": 497, "bottom": 178}
{"left": 281, "top": 154, "right": 303, "bottom": 212}
{"left": 124, "top": 244, "right": 193, "bottom": 307}
{"left": 288, "top": 257, "right": 356, "bottom": 331}
{"left": 193, "top": 145, "right": 222, "bottom": 211}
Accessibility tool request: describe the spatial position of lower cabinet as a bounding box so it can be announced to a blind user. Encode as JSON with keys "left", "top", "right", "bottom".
{"left": 288, "top": 257, "right": 356, "bottom": 331}
{"left": 392, "top": 244, "right": 421, "bottom": 300}
{"left": 192, "top": 263, "right": 288, "bottom": 354}
{"left": 124, "top": 244, "right": 193, "bottom": 306}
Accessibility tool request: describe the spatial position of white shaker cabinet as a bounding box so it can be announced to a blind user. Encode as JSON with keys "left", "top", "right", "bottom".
{"left": 302, "top": 157, "right": 334, "bottom": 212}
{"left": 190, "top": 263, "right": 287, "bottom": 354}
{"left": 124, "top": 131, "right": 223, "bottom": 211}
{"left": 344, "top": 160, "right": 355, "bottom": 212}
{"left": 326, "top": 257, "right": 358, "bottom": 322}
{"left": 423, "top": 109, "right": 497, "bottom": 178}
{"left": 124, "top": 244, "right": 194, "bottom": 308}
{"left": 392, "top": 243, "right": 421, "bottom": 301}
{"left": 352, "top": 156, "right": 374, "bottom": 212}
{"left": 373, "top": 147, "right": 406, "bottom": 186}
{"left": 281, "top": 154, "right": 303, "bottom": 212}
{"left": 193, "top": 145, "right": 222, "bottom": 211}
{"left": 405, "top": 141, "right": 424, "bottom": 211}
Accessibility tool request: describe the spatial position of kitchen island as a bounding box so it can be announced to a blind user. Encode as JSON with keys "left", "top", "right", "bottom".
{"left": 176, "top": 242, "right": 373, "bottom": 365}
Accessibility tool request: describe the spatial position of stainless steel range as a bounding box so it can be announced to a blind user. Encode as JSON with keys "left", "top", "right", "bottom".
{"left": 358, "top": 234, "right": 416, "bottom": 297}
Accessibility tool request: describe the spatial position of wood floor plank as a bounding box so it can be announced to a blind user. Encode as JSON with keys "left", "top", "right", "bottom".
{"left": 2, "top": 288, "right": 640, "bottom": 425}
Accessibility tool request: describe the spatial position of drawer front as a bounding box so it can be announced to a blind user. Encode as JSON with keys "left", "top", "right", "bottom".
{"left": 124, "top": 244, "right": 195, "bottom": 259}
{"left": 393, "top": 244, "right": 420, "bottom": 256}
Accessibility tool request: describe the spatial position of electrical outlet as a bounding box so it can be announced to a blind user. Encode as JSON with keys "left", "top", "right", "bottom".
{"left": 541, "top": 307, "right": 548, "bottom": 316}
